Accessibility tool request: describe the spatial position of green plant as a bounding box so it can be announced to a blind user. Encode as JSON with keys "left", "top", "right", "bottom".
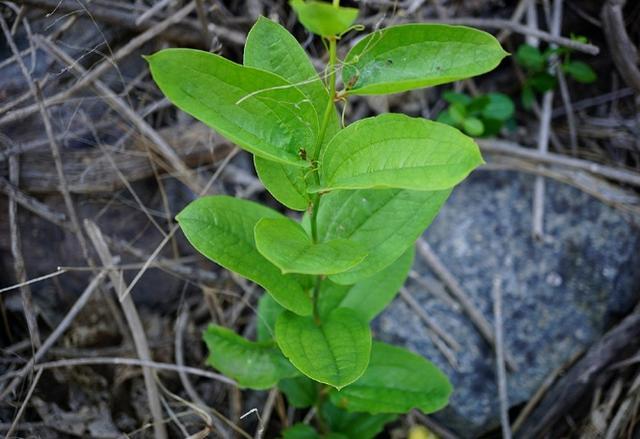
{"left": 146, "top": 2, "right": 506, "bottom": 436}
{"left": 516, "top": 39, "right": 597, "bottom": 108}
{"left": 437, "top": 91, "right": 515, "bottom": 137}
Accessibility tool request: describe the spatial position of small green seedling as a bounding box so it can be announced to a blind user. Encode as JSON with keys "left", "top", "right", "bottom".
{"left": 146, "top": 1, "right": 506, "bottom": 436}
{"left": 516, "top": 38, "right": 597, "bottom": 108}
{"left": 437, "top": 91, "right": 515, "bottom": 137}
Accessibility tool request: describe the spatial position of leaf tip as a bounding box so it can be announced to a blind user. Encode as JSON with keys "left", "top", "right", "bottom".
{"left": 142, "top": 51, "right": 161, "bottom": 65}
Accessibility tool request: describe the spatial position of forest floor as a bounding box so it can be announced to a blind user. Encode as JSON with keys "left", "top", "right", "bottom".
{"left": 1, "top": 0, "right": 639, "bottom": 438}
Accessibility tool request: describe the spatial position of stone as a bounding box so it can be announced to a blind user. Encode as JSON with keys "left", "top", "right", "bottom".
{"left": 373, "top": 171, "right": 640, "bottom": 437}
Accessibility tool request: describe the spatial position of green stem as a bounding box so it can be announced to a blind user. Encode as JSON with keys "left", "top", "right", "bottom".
{"left": 310, "top": 35, "right": 338, "bottom": 323}
{"left": 314, "top": 385, "right": 330, "bottom": 433}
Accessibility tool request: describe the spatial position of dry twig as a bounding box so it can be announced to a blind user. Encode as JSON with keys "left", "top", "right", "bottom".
{"left": 84, "top": 220, "right": 168, "bottom": 439}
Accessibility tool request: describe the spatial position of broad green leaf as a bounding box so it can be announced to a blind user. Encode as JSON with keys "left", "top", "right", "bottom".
{"left": 482, "top": 117, "right": 505, "bottom": 137}
{"left": 319, "top": 114, "right": 483, "bottom": 192}
{"left": 322, "top": 400, "right": 397, "bottom": 439}
{"left": 290, "top": 0, "right": 359, "bottom": 37}
{"left": 482, "top": 92, "right": 514, "bottom": 121}
{"left": 521, "top": 85, "right": 535, "bottom": 109}
{"left": 282, "top": 423, "right": 320, "bottom": 439}
{"left": 278, "top": 376, "right": 318, "bottom": 408}
{"left": 254, "top": 157, "right": 310, "bottom": 211}
{"left": 244, "top": 17, "right": 340, "bottom": 210}
{"left": 516, "top": 44, "right": 545, "bottom": 71}
{"left": 203, "top": 325, "right": 298, "bottom": 389}
{"left": 442, "top": 91, "right": 471, "bottom": 106}
{"left": 245, "top": 16, "right": 332, "bottom": 140}
{"left": 467, "top": 95, "right": 490, "bottom": 114}
{"left": 564, "top": 60, "right": 596, "bottom": 83}
{"left": 343, "top": 24, "right": 507, "bottom": 95}
{"left": 318, "top": 247, "right": 414, "bottom": 321}
{"left": 462, "top": 117, "right": 484, "bottom": 136}
{"left": 448, "top": 103, "right": 466, "bottom": 124}
{"left": 257, "top": 293, "right": 285, "bottom": 341}
{"left": 255, "top": 217, "right": 367, "bottom": 275}
{"left": 282, "top": 424, "right": 349, "bottom": 439}
{"left": 276, "top": 308, "right": 371, "bottom": 389}
{"left": 318, "top": 188, "right": 450, "bottom": 285}
{"left": 147, "top": 48, "right": 316, "bottom": 167}
{"left": 177, "top": 196, "right": 312, "bottom": 316}
{"left": 529, "top": 72, "right": 556, "bottom": 92}
{"left": 330, "top": 342, "right": 452, "bottom": 414}
{"left": 436, "top": 109, "right": 456, "bottom": 126}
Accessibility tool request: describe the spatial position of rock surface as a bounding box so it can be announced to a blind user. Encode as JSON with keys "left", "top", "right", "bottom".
{"left": 374, "top": 171, "right": 640, "bottom": 437}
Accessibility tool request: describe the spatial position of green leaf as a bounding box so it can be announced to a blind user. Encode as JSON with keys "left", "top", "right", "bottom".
{"left": 276, "top": 308, "right": 372, "bottom": 389}
{"left": 257, "top": 293, "right": 285, "bottom": 341}
{"left": 482, "top": 118, "right": 504, "bottom": 137}
{"left": 177, "top": 196, "right": 312, "bottom": 316}
{"left": 516, "top": 44, "right": 545, "bottom": 71}
{"left": 436, "top": 110, "right": 456, "bottom": 126}
{"left": 319, "top": 114, "right": 483, "bottom": 192}
{"left": 318, "top": 188, "right": 450, "bottom": 285}
{"left": 254, "top": 157, "right": 310, "bottom": 211}
{"left": 442, "top": 91, "right": 471, "bottom": 106}
{"left": 282, "top": 424, "right": 321, "bottom": 439}
{"left": 245, "top": 16, "right": 330, "bottom": 132}
{"left": 203, "top": 325, "right": 298, "bottom": 389}
{"left": 529, "top": 72, "right": 556, "bottom": 92}
{"left": 282, "top": 424, "right": 349, "bottom": 439}
{"left": 318, "top": 247, "right": 414, "bottom": 321}
{"left": 244, "top": 17, "right": 339, "bottom": 210}
{"left": 255, "top": 217, "right": 367, "bottom": 275}
{"left": 462, "top": 117, "right": 484, "bottom": 136}
{"left": 278, "top": 376, "right": 318, "bottom": 408}
{"left": 448, "top": 102, "right": 466, "bottom": 124}
{"left": 466, "top": 95, "right": 489, "bottom": 114}
{"left": 482, "top": 92, "right": 514, "bottom": 120}
{"left": 147, "top": 49, "right": 317, "bottom": 167}
{"left": 521, "top": 85, "right": 535, "bottom": 109}
{"left": 330, "top": 341, "right": 452, "bottom": 414}
{"left": 343, "top": 24, "right": 507, "bottom": 95}
{"left": 322, "top": 401, "right": 397, "bottom": 439}
{"left": 564, "top": 60, "right": 597, "bottom": 83}
{"left": 290, "top": 0, "right": 359, "bottom": 37}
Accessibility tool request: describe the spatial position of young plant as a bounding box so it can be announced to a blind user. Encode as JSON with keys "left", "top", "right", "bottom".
{"left": 436, "top": 91, "right": 515, "bottom": 137}
{"left": 516, "top": 38, "right": 597, "bottom": 108}
{"left": 146, "top": 2, "right": 506, "bottom": 436}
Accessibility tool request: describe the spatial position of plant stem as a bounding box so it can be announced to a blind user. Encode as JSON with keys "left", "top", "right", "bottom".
{"left": 310, "top": 35, "right": 338, "bottom": 323}
{"left": 314, "top": 384, "right": 330, "bottom": 433}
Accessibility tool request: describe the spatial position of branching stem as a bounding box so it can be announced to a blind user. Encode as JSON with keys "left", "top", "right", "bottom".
{"left": 310, "top": 5, "right": 339, "bottom": 323}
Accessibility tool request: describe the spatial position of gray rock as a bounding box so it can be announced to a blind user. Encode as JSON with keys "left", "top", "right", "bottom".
{"left": 373, "top": 171, "right": 640, "bottom": 437}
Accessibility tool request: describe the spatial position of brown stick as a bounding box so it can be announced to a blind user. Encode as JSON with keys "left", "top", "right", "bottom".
{"left": 493, "top": 277, "right": 511, "bottom": 439}
{"left": 0, "top": 133, "right": 42, "bottom": 349}
{"left": 602, "top": 0, "right": 640, "bottom": 94}
{"left": 531, "top": 0, "right": 562, "bottom": 241}
{"left": 478, "top": 140, "right": 640, "bottom": 187}
{"left": 84, "top": 220, "right": 168, "bottom": 439}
